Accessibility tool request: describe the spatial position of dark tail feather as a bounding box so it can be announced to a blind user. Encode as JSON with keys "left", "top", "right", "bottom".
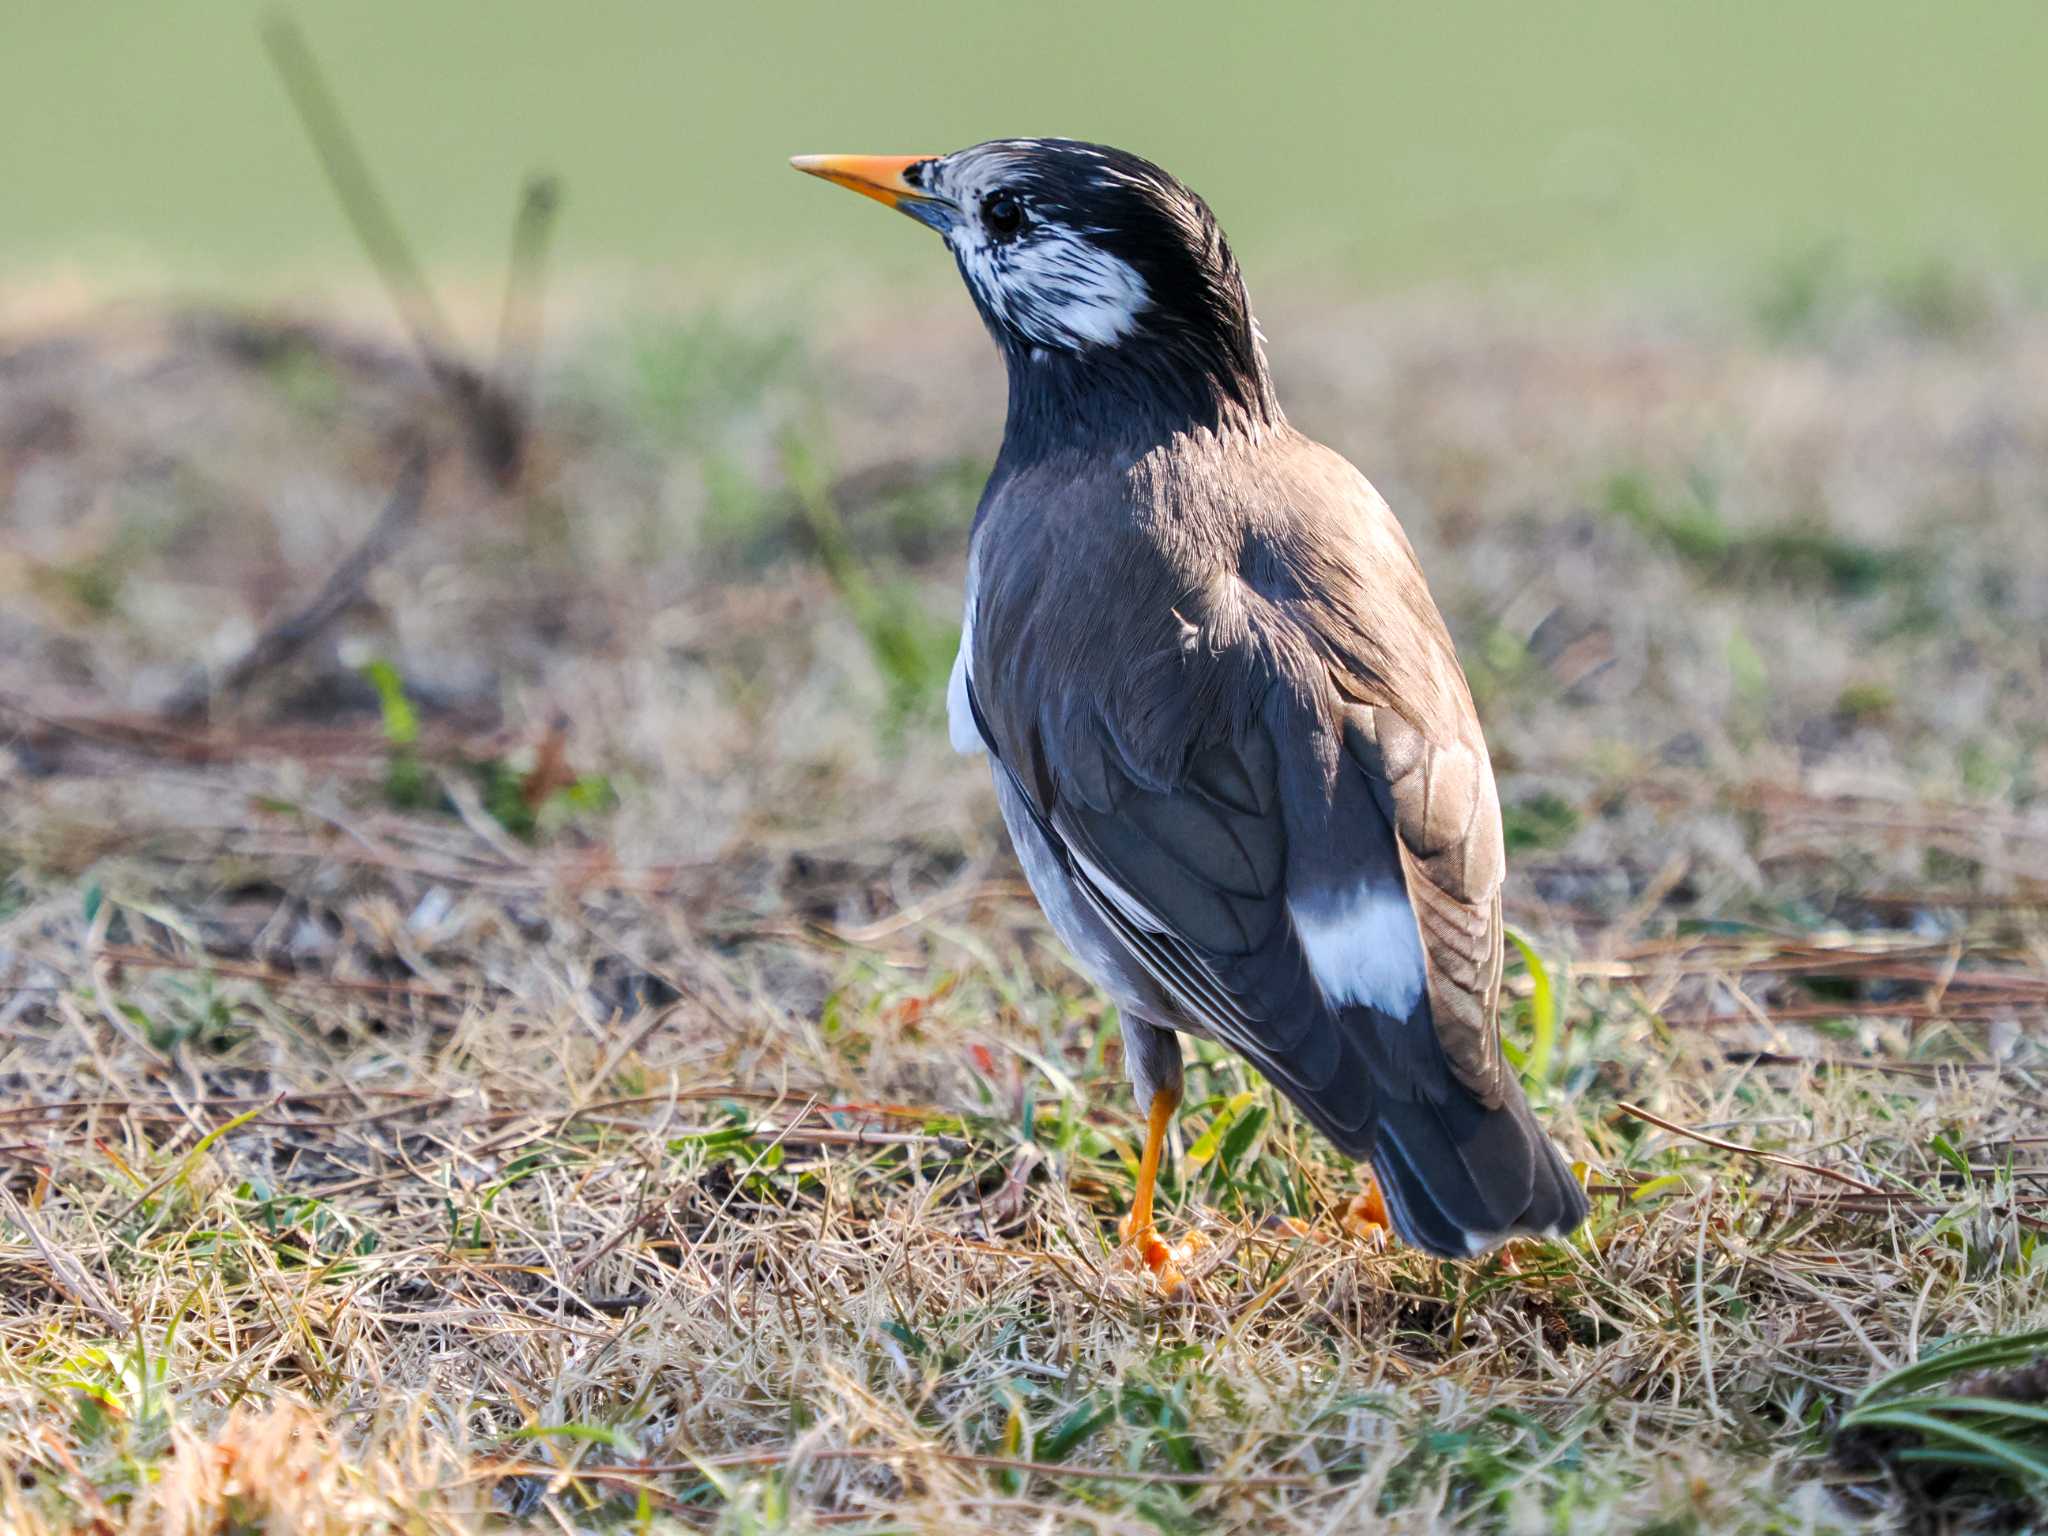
{"left": 1370, "top": 1092, "right": 1588, "bottom": 1258}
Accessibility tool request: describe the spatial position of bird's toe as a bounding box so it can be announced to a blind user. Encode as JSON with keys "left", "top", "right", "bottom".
{"left": 1119, "top": 1217, "right": 1206, "bottom": 1295}
{"left": 1340, "top": 1180, "right": 1392, "bottom": 1245}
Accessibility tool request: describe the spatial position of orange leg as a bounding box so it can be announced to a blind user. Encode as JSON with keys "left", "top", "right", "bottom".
{"left": 1119, "top": 1088, "right": 1199, "bottom": 1291}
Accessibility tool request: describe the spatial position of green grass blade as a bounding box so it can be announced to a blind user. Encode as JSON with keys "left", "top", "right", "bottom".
{"left": 1504, "top": 929, "right": 1556, "bottom": 1086}
{"left": 1843, "top": 1395, "right": 2048, "bottom": 1432}
{"left": 1854, "top": 1331, "right": 2048, "bottom": 1405}
{"left": 1842, "top": 1407, "right": 2048, "bottom": 1486}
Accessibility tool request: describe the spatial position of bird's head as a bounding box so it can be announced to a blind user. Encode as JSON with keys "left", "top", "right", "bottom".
{"left": 793, "top": 139, "right": 1280, "bottom": 440}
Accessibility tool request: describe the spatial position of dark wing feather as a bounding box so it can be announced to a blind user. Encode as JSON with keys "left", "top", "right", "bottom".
{"left": 1337, "top": 703, "right": 1507, "bottom": 1105}
{"left": 968, "top": 673, "right": 1403, "bottom": 1152}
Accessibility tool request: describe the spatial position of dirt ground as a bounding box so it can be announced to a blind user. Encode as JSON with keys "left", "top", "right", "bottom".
{"left": 3, "top": 274, "right": 2046, "bottom": 1532}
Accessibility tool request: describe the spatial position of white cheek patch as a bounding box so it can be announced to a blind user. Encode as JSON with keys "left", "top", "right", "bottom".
{"left": 952, "top": 224, "right": 1150, "bottom": 352}
{"left": 1289, "top": 882, "right": 1427, "bottom": 1018}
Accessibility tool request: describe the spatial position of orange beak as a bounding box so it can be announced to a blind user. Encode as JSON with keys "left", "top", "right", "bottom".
{"left": 789, "top": 153, "right": 940, "bottom": 212}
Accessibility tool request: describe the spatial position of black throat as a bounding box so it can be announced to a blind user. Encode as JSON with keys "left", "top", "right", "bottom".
{"left": 991, "top": 320, "right": 1285, "bottom": 473}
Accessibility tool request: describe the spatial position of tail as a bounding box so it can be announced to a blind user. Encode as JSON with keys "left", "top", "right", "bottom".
{"left": 1369, "top": 1090, "right": 1588, "bottom": 1258}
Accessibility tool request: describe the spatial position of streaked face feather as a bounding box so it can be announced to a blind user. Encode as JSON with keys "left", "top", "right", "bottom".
{"left": 919, "top": 146, "right": 1152, "bottom": 352}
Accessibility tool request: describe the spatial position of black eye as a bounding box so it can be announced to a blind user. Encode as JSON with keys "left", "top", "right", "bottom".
{"left": 981, "top": 190, "right": 1026, "bottom": 239}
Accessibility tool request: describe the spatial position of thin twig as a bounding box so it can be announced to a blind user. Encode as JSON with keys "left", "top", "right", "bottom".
{"left": 260, "top": 11, "right": 538, "bottom": 484}
{"left": 489, "top": 174, "right": 562, "bottom": 476}
{"left": 261, "top": 14, "right": 459, "bottom": 389}
{"left": 1614, "top": 1101, "right": 1889, "bottom": 1194}
{"left": 92, "top": 941, "right": 465, "bottom": 1001}
{"left": 468, "top": 1443, "right": 1319, "bottom": 1491}
{"left": 159, "top": 446, "right": 432, "bottom": 717}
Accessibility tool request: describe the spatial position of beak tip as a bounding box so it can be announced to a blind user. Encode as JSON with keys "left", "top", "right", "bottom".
{"left": 785, "top": 153, "right": 939, "bottom": 210}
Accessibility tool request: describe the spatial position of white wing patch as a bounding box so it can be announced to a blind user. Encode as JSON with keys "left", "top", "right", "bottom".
{"left": 1288, "top": 881, "right": 1427, "bottom": 1017}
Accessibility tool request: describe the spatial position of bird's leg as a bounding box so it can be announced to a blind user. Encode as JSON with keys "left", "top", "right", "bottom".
{"left": 1119, "top": 1086, "right": 1197, "bottom": 1291}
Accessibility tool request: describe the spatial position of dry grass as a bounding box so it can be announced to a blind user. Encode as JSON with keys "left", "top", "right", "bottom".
{"left": 3, "top": 273, "right": 2047, "bottom": 1532}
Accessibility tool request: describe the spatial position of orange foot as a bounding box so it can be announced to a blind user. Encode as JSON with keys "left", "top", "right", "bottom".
{"left": 1119, "top": 1212, "right": 1207, "bottom": 1294}
{"left": 1340, "top": 1179, "right": 1392, "bottom": 1245}
{"left": 1263, "top": 1181, "right": 1393, "bottom": 1248}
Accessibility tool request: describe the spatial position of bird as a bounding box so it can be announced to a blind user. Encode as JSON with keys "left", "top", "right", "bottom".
{"left": 792, "top": 140, "right": 1587, "bottom": 1286}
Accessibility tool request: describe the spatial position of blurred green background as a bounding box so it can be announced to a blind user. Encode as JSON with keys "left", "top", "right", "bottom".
{"left": 6, "top": 0, "right": 2045, "bottom": 294}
